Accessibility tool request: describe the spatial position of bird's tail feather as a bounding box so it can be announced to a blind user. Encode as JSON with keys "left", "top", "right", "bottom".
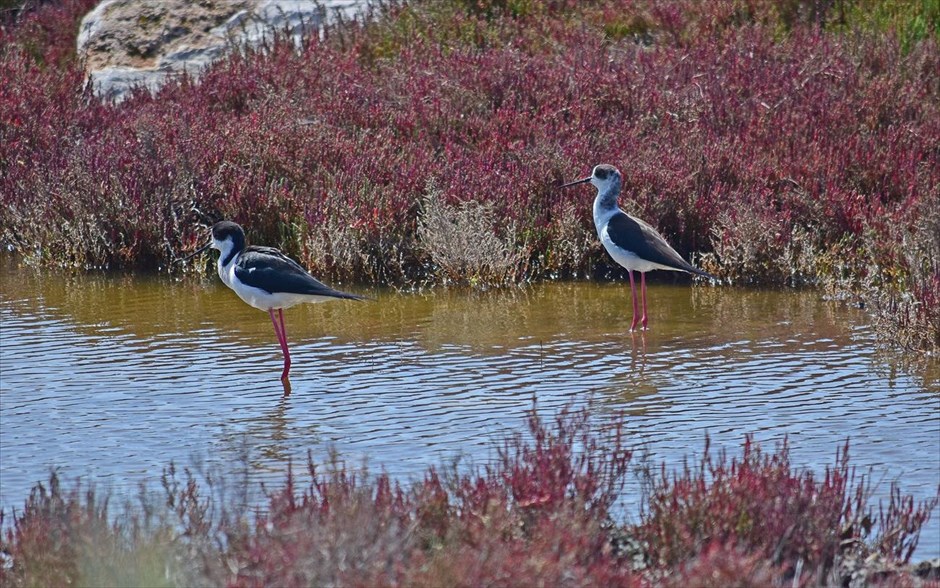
{"left": 331, "top": 290, "right": 370, "bottom": 301}
{"left": 687, "top": 266, "right": 718, "bottom": 281}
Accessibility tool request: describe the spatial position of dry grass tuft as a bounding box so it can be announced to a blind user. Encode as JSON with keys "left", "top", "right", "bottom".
{"left": 417, "top": 186, "right": 524, "bottom": 287}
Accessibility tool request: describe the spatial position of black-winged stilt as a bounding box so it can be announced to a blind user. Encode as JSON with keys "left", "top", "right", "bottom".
{"left": 178, "top": 221, "right": 364, "bottom": 381}
{"left": 563, "top": 164, "right": 715, "bottom": 331}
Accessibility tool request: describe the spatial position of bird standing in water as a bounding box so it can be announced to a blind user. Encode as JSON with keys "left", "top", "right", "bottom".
{"left": 179, "top": 221, "right": 364, "bottom": 381}
{"left": 563, "top": 164, "right": 715, "bottom": 331}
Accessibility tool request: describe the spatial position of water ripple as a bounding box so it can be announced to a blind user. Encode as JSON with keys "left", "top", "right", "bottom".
{"left": 1, "top": 278, "right": 938, "bottom": 557}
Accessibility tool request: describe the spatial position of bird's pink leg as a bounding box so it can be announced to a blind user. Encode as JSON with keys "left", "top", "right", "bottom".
{"left": 268, "top": 309, "right": 291, "bottom": 380}
{"left": 628, "top": 270, "right": 640, "bottom": 331}
{"left": 277, "top": 309, "right": 291, "bottom": 380}
{"left": 268, "top": 308, "right": 282, "bottom": 341}
{"left": 640, "top": 272, "right": 648, "bottom": 330}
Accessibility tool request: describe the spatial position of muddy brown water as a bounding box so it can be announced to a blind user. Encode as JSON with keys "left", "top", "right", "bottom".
{"left": 1, "top": 258, "right": 938, "bottom": 557}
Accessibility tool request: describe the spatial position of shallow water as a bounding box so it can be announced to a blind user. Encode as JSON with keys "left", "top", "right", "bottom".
{"left": 1, "top": 258, "right": 938, "bottom": 557}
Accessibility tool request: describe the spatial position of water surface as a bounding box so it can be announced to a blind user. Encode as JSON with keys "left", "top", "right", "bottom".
{"left": 1, "top": 259, "right": 937, "bottom": 556}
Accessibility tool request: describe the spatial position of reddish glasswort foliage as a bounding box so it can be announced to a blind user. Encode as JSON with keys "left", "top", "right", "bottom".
{"left": 207, "top": 406, "right": 637, "bottom": 587}
{"left": 638, "top": 435, "right": 940, "bottom": 582}
{"left": 0, "top": 471, "right": 173, "bottom": 587}
{"left": 2, "top": 1, "right": 936, "bottom": 285}
{"left": 3, "top": 1, "right": 937, "bottom": 350}
{"left": 661, "top": 540, "right": 789, "bottom": 588}
{"left": 1, "top": 407, "right": 936, "bottom": 586}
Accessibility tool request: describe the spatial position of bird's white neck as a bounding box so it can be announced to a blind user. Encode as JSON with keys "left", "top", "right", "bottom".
{"left": 593, "top": 185, "right": 621, "bottom": 234}
{"left": 213, "top": 237, "right": 241, "bottom": 286}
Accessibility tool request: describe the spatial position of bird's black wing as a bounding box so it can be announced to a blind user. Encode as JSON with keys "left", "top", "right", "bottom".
{"left": 235, "top": 246, "right": 365, "bottom": 300}
{"left": 606, "top": 212, "right": 715, "bottom": 279}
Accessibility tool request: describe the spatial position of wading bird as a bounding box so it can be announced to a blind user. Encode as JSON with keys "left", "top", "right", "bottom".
{"left": 178, "top": 221, "right": 364, "bottom": 381}
{"left": 562, "top": 164, "right": 715, "bottom": 331}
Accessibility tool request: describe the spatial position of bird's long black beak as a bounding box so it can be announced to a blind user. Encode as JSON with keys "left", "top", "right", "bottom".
{"left": 561, "top": 176, "right": 591, "bottom": 188}
{"left": 174, "top": 241, "right": 211, "bottom": 264}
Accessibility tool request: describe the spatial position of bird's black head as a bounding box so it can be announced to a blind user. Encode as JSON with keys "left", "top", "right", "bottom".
{"left": 210, "top": 221, "right": 246, "bottom": 266}
{"left": 561, "top": 163, "right": 622, "bottom": 191}
{"left": 211, "top": 221, "right": 245, "bottom": 248}
{"left": 591, "top": 164, "right": 620, "bottom": 184}
{"left": 174, "top": 221, "right": 243, "bottom": 265}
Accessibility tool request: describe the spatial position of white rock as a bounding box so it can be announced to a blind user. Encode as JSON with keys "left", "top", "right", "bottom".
{"left": 78, "top": 0, "right": 367, "bottom": 102}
